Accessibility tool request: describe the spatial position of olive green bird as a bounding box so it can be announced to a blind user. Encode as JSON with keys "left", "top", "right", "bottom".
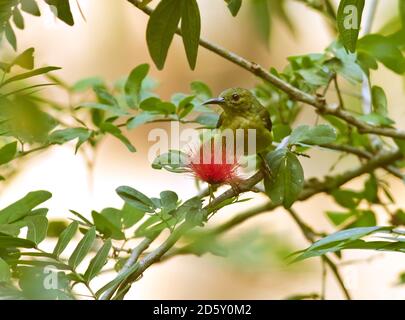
{"left": 202, "top": 88, "right": 273, "bottom": 155}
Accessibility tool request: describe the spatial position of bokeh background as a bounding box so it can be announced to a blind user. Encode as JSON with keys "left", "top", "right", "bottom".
{"left": 2, "top": 0, "right": 405, "bottom": 299}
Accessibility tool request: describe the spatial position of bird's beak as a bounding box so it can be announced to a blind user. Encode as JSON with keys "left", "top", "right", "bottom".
{"left": 202, "top": 97, "right": 225, "bottom": 106}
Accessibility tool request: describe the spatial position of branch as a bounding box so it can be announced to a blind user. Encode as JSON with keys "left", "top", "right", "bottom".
{"left": 162, "top": 149, "right": 403, "bottom": 259}
{"left": 126, "top": 0, "right": 405, "bottom": 141}
{"left": 100, "top": 234, "right": 158, "bottom": 300}
{"left": 207, "top": 149, "right": 403, "bottom": 236}
{"left": 287, "top": 208, "right": 351, "bottom": 300}
{"left": 360, "top": 0, "right": 382, "bottom": 150}
{"left": 104, "top": 171, "right": 264, "bottom": 299}
{"left": 320, "top": 143, "right": 404, "bottom": 180}
{"left": 104, "top": 147, "right": 402, "bottom": 299}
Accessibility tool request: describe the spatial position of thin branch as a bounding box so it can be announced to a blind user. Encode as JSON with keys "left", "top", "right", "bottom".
{"left": 320, "top": 143, "right": 404, "bottom": 179}
{"left": 162, "top": 149, "right": 403, "bottom": 261}
{"left": 127, "top": 0, "right": 405, "bottom": 141}
{"left": 208, "top": 149, "right": 403, "bottom": 236}
{"left": 360, "top": 0, "right": 382, "bottom": 150}
{"left": 103, "top": 149, "right": 402, "bottom": 299}
{"left": 15, "top": 144, "right": 51, "bottom": 158}
{"left": 105, "top": 0, "right": 405, "bottom": 300}
{"left": 104, "top": 171, "right": 264, "bottom": 299}
{"left": 100, "top": 235, "right": 158, "bottom": 300}
{"left": 287, "top": 208, "right": 351, "bottom": 300}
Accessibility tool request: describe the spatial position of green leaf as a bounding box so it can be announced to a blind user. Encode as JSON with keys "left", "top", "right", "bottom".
{"left": 0, "top": 95, "right": 58, "bottom": 144}
{"left": 177, "top": 95, "right": 195, "bottom": 118}
{"left": 99, "top": 122, "right": 136, "bottom": 152}
{"left": 358, "top": 34, "right": 405, "bottom": 74}
{"left": 77, "top": 102, "right": 127, "bottom": 116}
{"left": 327, "top": 209, "right": 376, "bottom": 228}
{"left": 0, "top": 191, "right": 52, "bottom": 224}
{"left": 125, "top": 64, "right": 149, "bottom": 108}
{"left": 72, "top": 77, "right": 104, "bottom": 92}
{"left": 122, "top": 203, "right": 145, "bottom": 229}
{"left": 152, "top": 150, "right": 189, "bottom": 173}
{"left": 21, "top": 0, "right": 41, "bottom": 16}
{"left": 69, "top": 209, "right": 93, "bottom": 226}
{"left": 194, "top": 113, "right": 220, "bottom": 129}
{"left": 93, "top": 86, "right": 119, "bottom": 106}
{"left": 23, "top": 215, "right": 48, "bottom": 245}
{"left": 357, "top": 51, "right": 378, "bottom": 75}
{"left": 1, "top": 66, "right": 61, "bottom": 87}
{"left": 45, "top": 0, "right": 74, "bottom": 25}
{"left": 371, "top": 86, "right": 388, "bottom": 117}
{"left": 139, "top": 97, "right": 176, "bottom": 114}
{"left": 48, "top": 127, "right": 90, "bottom": 144}
{"left": 250, "top": 0, "right": 270, "bottom": 44}
{"left": 273, "top": 124, "right": 292, "bottom": 142}
{"left": 190, "top": 81, "right": 212, "bottom": 100}
{"left": 146, "top": 0, "right": 184, "bottom": 69}
{"left": 0, "top": 224, "right": 20, "bottom": 236}
{"left": 84, "top": 239, "right": 112, "bottom": 282}
{"left": 392, "top": 209, "right": 405, "bottom": 226}
{"left": 92, "top": 210, "right": 125, "bottom": 240}
{"left": 181, "top": 0, "right": 200, "bottom": 69}
{"left": 0, "top": 236, "right": 36, "bottom": 248}
{"left": 337, "top": 0, "right": 365, "bottom": 52}
{"left": 331, "top": 189, "right": 360, "bottom": 209}
{"left": 53, "top": 221, "right": 79, "bottom": 257}
{"left": 160, "top": 190, "right": 178, "bottom": 213}
{"left": 357, "top": 113, "right": 395, "bottom": 126}
{"left": 327, "top": 42, "right": 364, "bottom": 83}
{"left": 363, "top": 174, "right": 379, "bottom": 203}
{"left": 288, "top": 124, "right": 337, "bottom": 146}
{"left": 0, "top": 258, "right": 11, "bottom": 282}
{"left": 12, "top": 8, "right": 24, "bottom": 29}
{"left": 225, "top": 0, "right": 242, "bottom": 16}
{"left": 180, "top": 197, "right": 204, "bottom": 226}
{"left": 48, "top": 128, "right": 91, "bottom": 153}
{"left": 0, "top": 141, "right": 17, "bottom": 165}
{"left": 134, "top": 214, "right": 162, "bottom": 237}
{"left": 116, "top": 186, "right": 156, "bottom": 213}
{"left": 293, "top": 226, "right": 391, "bottom": 262}
{"left": 68, "top": 227, "right": 96, "bottom": 269}
{"left": 5, "top": 22, "right": 17, "bottom": 51}
{"left": 12, "top": 47, "right": 34, "bottom": 70}
{"left": 126, "top": 112, "right": 156, "bottom": 129}
{"left": 264, "top": 148, "right": 304, "bottom": 208}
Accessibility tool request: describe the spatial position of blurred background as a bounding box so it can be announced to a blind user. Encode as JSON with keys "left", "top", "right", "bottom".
{"left": 1, "top": 0, "right": 405, "bottom": 299}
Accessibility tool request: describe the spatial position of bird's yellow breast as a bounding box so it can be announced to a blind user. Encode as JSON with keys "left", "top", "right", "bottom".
{"left": 221, "top": 114, "right": 272, "bottom": 153}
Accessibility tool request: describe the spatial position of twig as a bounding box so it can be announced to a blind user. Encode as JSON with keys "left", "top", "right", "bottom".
{"left": 360, "top": 0, "right": 382, "bottom": 150}
{"left": 127, "top": 0, "right": 405, "bottom": 141}
{"left": 320, "top": 143, "right": 404, "bottom": 180}
{"left": 105, "top": 149, "right": 401, "bottom": 299}
{"left": 100, "top": 234, "right": 159, "bottom": 300}
{"left": 104, "top": 171, "right": 264, "bottom": 299}
{"left": 162, "top": 149, "right": 403, "bottom": 261}
{"left": 208, "top": 149, "right": 403, "bottom": 236}
{"left": 286, "top": 208, "right": 351, "bottom": 300}
{"left": 321, "top": 259, "right": 327, "bottom": 300}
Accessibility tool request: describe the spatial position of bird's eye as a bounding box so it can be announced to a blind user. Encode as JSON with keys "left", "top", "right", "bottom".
{"left": 232, "top": 94, "right": 240, "bottom": 101}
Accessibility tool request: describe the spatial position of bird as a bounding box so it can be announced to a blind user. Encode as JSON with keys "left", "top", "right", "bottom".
{"left": 202, "top": 87, "right": 273, "bottom": 180}
{"left": 202, "top": 87, "right": 273, "bottom": 154}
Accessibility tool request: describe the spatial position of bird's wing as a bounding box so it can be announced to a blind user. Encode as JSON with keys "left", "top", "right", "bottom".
{"left": 216, "top": 112, "right": 224, "bottom": 128}
{"left": 260, "top": 108, "right": 272, "bottom": 132}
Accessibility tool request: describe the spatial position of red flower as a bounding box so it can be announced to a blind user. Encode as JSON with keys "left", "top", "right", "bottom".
{"left": 187, "top": 140, "right": 240, "bottom": 185}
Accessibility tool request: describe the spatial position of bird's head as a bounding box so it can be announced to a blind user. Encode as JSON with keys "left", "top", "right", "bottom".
{"left": 202, "top": 88, "right": 254, "bottom": 111}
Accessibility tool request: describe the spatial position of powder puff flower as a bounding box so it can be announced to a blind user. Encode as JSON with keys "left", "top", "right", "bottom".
{"left": 186, "top": 139, "right": 240, "bottom": 185}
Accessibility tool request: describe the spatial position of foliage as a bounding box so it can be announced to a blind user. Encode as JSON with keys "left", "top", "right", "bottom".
{"left": 0, "top": 0, "right": 405, "bottom": 300}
